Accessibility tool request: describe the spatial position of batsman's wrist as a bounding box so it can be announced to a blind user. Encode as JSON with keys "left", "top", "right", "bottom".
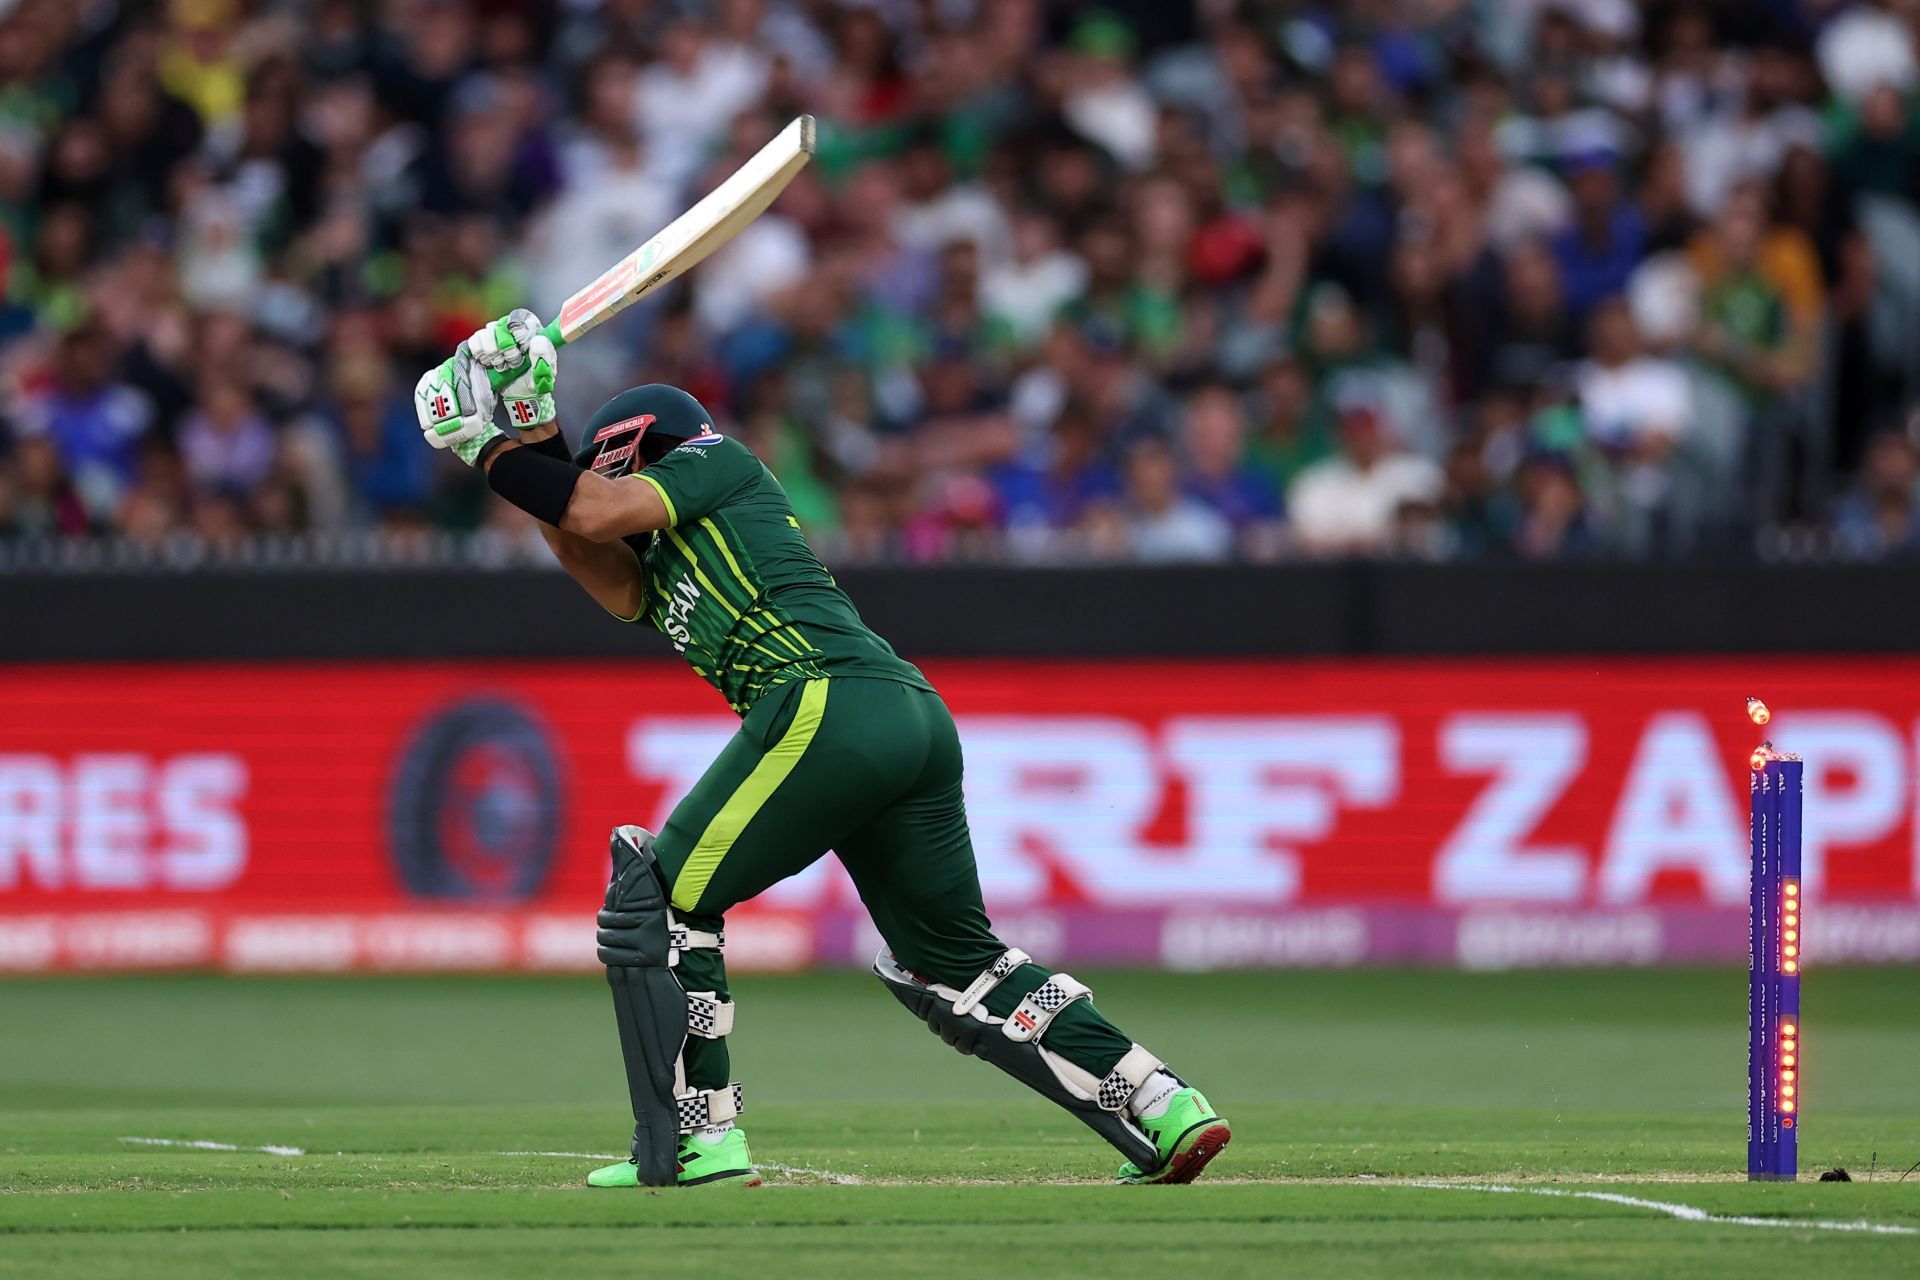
{"left": 520, "top": 428, "right": 573, "bottom": 462}
{"left": 452, "top": 424, "right": 505, "bottom": 468}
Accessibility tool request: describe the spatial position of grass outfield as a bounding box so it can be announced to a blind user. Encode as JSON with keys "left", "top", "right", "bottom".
{"left": 2, "top": 968, "right": 1916, "bottom": 1277}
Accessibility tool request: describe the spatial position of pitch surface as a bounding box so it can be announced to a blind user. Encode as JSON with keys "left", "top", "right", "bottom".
{"left": 3, "top": 969, "right": 1916, "bottom": 1276}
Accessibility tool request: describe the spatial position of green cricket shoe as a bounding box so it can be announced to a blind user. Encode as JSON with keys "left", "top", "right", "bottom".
{"left": 587, "top": 1128, "right": 761, "bottom": 1188}
{"left": 1116, "top": 1087, "right": 1231, "bottom": 1185}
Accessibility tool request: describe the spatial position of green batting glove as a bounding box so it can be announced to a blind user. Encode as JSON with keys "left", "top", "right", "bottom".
{"left": 414, "top": 344, "right": 503, "bottom": 467}
{"left": 467, "top": 308, "right": 560, "bottom": 395}
{"left": 499, "top": 333, "right": 558, "bottom": 430}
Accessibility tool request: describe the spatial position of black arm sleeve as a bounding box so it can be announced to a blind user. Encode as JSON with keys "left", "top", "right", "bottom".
{"left": 486, "top": 443, "right": 583, "bottom": 527}
{"left": 520, "top": 430, "right": 575, "bottom": 463}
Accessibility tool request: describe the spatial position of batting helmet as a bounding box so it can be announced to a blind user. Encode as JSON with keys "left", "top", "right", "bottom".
{"left": 574, "top": 384, "right": 719, "bottom": 479}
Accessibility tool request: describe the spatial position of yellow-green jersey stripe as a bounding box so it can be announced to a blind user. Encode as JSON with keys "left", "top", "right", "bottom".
{"left": 637, "top": 472, "right": 678, "bottom": 525}
{"left": 698, "top": 516, "right": 756, "bottom": 595}
{"left": 662, "top": 529, "right": 750, "bottom": 621}
{"left": 664, "top": 525, "right": 818, "bottom": 664}
{"left": 685, "top": 518, "right": 818, "bottom": 658}
{"left": 670, "top": 679, "right": 829, "bottom": 911}
{"left": 629, "top": 434, "right": 932, "bottom": 713}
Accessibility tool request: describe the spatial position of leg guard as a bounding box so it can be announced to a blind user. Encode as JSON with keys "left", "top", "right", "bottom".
{"left": 873, "top": 949, "right": 1166, "bottom": 1170}
{"left": 597, "top": 825, "right": 743, "bottom": 1186}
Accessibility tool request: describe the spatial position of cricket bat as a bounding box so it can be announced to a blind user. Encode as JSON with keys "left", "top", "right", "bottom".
{"left": 491, "top": 114, "right": 816, "bottom": 388}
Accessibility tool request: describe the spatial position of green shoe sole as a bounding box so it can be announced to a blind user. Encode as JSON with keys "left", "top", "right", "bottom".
{"left": 585, "top": 1160, "right": 762, "bottom": 1189}
{"left": 1122, "top": 1118, "right": 1232, "bottom": 1185}
{"left": 589, "top": 1124, "right": 762, "bottom": 1189}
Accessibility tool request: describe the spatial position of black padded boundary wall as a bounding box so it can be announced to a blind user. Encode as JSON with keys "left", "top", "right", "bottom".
{"left": 1, "top": 562, "right": 1918, "bottom": 662}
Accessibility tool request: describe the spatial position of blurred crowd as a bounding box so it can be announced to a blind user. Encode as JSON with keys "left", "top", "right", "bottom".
{"left": 6, "top": 0, "right": 1920, "bottom": 564}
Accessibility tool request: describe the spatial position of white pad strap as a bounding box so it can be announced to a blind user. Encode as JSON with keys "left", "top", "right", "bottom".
{"left": 685, "top": 991, "right": 735, "bottom": 1039}
{"left": 952, "top": 948, "right": 1030, "bottom": 1017}
{"left": 667, "top": 920, "right": 724, "bottom": 968}
{"left": 1002, "top": 973, "right": 1092, "bottom": 1044}
{"left": 676, "top": 1083, "right": 744, "bottom": 1131}
{"left": 1096, "top": 1044, "right": 1165, "bottom": 1112}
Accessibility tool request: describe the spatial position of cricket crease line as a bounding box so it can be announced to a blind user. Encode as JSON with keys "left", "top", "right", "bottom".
{"left": 1343, "top": 1173, "right": 1747, "bottom": 1185}
{"left": 497, "top": 1151, "right": 867, "bottom": 1185}
{"left": 756, "top": 1161, "right": 867, "bottom": 1186}
{"left": 1404, "top": 1180, "right": 1917, "bottom": 1236}
{"left": 120, "top": 1136, "right": 306, "bottom": 1157}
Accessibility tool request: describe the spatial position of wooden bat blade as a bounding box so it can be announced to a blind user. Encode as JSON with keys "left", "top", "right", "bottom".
{"left": 554, "top": 115, "right": 816, "bottom": 345}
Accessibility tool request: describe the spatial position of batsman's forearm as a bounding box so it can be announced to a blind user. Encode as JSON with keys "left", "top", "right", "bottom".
{"left": 484, "top": 442, "right": 669, "bottom": 541}
{"left": 558, "top": 471, "right": 673, "bottom": 542}
{"left": 482, "top": 426, "right": 648, "bottom": 615}
{"left": 517, "top": 431, "right": 611, "bottom": 555}
{"left": 484, "top": 438, "right": 583, "bottom": 528}
{"left": 506, "top": 427, "right": 602, "bottom": 551}
{"left": 539, "top": 521, "right": 648, "bottom": 620}
{"left": 493, "top": 437, "right": 649, "bottom": 618}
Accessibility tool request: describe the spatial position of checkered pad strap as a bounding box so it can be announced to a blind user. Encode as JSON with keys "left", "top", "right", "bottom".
{"left": 1001, "top": 973, "right": 1092, "bottom": 1044}
{"left": 952, "top": 948, "right": 1031, "bottom": 1017}
{"left": 676, "top": 1084, "right": 744, "bottom": 1131}
{"left": 685, "top": 991, "right": 735, "bottom": 1039}
{"left": 1096, "top": 1044, "right": 1165, "bottom": 1112}
{"left": 667, "top": 922, "right": 723, "bottom": 969}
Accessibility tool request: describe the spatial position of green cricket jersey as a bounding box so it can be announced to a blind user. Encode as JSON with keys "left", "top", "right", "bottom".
{"left": 627, "top": 432, "right": 933, "bottom": 715}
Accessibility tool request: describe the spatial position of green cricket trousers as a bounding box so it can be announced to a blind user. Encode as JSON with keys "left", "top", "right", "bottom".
{"left": 651, "top": 675, "right": 1136, "bottom": 1093}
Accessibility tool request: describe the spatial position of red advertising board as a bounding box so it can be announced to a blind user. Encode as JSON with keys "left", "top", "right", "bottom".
{"left": 2, "top": 657, "right": 1917, "bottom": 971}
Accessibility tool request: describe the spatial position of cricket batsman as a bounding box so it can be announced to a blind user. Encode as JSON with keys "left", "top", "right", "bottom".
{"left": 414, "top": 311, "right": 1230, "bottom": 1188}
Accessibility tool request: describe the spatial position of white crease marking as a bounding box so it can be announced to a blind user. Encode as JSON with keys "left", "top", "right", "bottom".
{"left": 757, "top": 1161, "right": 866, "bottom": 1186}
{"left": 496, "top": 1151, "right": 866, "bottom": 1185}
{"left": 1406, "top": 1180, "right": 1917, "bottom": 1236}
{"left": 120, "top": 1136, "right": 305, "bottom": 1156}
